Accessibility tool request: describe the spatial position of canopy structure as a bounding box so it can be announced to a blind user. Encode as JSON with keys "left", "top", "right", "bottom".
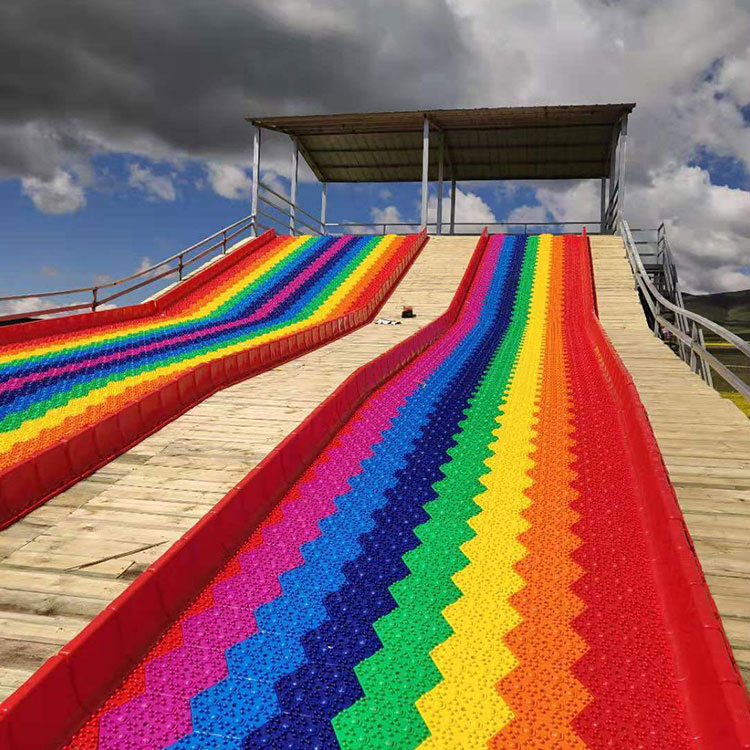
{"left": 246, "top": 104, "right": 635, "bottom": 234}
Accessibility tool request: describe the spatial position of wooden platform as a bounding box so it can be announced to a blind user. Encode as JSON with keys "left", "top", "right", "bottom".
{"left": 0, "top": 236, "right": 478, "bottom": 700}
{"left": 590, "top": 234, "right": 750, "bottom": 692}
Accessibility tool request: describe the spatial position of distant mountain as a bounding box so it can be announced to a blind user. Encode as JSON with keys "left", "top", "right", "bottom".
{"left": 682, "top": 288, "right": 750, "bottom": 338}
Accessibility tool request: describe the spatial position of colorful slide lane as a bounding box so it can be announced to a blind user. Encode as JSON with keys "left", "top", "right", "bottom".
{"left": 0, "top": 232, "right": 425, "bottom": 528}
{"left": 23, "top": 233, "right": 742, "bottom": 749}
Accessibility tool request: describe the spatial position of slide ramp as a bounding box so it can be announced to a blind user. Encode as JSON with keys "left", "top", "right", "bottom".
{"left": 3, "top": 233, "right": 748, "bottom": 748}
{"left": 0, "top": 232, "right": 426, "bottom": 528}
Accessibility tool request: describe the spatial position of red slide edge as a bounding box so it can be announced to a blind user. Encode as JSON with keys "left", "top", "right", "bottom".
{"left": 582, "top": 229, "right": 750, "bottom": 749}
{"left": 0, "top": 230, "right": 428, "bottom": 530}
{"left": 0, "top": 228, "right": 488, "bottom": 749}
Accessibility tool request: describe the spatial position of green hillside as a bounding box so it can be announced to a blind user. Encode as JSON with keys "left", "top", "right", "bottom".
{"left": 683, "top": 288, "right": 750, "bottom": 339}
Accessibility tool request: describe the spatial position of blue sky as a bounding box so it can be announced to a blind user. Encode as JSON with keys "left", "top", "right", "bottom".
{"left": 0, "top": 155, "right": 556, "bottom": 303}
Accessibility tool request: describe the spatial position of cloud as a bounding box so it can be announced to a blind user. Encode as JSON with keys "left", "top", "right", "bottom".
{"left": 0, "top": 296, "right": 48, "bottom": 317}
{"left": 136, "top": 256, "right": 154, "bottom": 274}
{"left": 40, "top": 265, "right": 60, "bottom": 277}
{"left": 127, "top": 163, "right": 176, "bottom": 201}
{"left": 206, "top": 163, "right": 251, "bottom": 201}
{"left": 2, "top": 0, "right": 750, "bottom": 292}
{"left": 20, "top": 170, "right": 86, "bottom": 214}
{"left": 371, "top": 205, "right": 405, "bottom": 227}
{"left": 428, "top": 188, "right": 496, "bottom": 232}
{"left": 0, "top": 0, "right": 466, "bottom": 181}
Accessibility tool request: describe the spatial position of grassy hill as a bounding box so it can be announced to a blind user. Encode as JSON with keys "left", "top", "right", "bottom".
{"left": 682, "top": 288, "right": 750, "bottom": 416}
{"left": 682, "top": 288, "right": 750, "bottom": 339}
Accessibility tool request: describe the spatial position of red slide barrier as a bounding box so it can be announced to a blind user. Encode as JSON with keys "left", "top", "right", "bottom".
{"left": 577, "top": 229, "right": 750, "bottom": 746}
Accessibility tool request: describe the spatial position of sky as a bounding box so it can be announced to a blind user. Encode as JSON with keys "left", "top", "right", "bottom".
{"left": 1, "top": 0, "right": 749, "bottom": 312}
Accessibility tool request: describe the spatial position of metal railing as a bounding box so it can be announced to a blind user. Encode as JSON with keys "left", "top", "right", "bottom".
{"left": 0, "top": 202, "right": 604, "bottom": 325}
{"left": 325, "top": 220, "right": 603, "bottom": 235}
{"left": 256, "top": 180, "right": 323, "bottom": 236}
{"left": 0, "top": 215, "right": 259, "bottom": 323}
{"left": 630, "top": 223, "right": 699, "bottom": 372}
{"left": 604, "top": 180, "right": 620, "bottom": 232}
{"left": 619, "top": 217, "right": 750, "bottom": 402}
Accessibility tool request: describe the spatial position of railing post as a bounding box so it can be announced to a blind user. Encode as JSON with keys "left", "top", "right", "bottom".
{"left": 92, "top": 287, "right": 98, "bottom": 312}
{"left": 689, "top": 322, "right": 699, "bottom": 374}
{"left": 449, "top": 177, "right": 456, "bottom": 235}
{"left": 619, "top": 114, "right": 628, "bottom": 222}
{"left": 222, "top": 230, "right": 227, "bottom": 254}
{"left": 436, "top": 133, "right": 444, "bottom": 235}
{"left": 420, "top": 116, "right": 430, "bottom": 229}
{"left": 178, "top": 253, "right": 184, "bottom": 280}
{"left": 290, "top": 136, "right": 299, "bottom": 234}
{"left": 251, "top": 126, "right": 261, "bottom": 237}
{"left": 320, "top": 182, "right": 327, "bottom": 234}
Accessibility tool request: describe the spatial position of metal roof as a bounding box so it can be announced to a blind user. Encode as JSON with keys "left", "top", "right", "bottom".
{"left": 248, "top": 104, "right": 635, "bottom": 183}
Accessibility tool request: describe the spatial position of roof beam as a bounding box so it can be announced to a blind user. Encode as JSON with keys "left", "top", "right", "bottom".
{"left": 305, "top": 140, "right": 610, "bottom": 155}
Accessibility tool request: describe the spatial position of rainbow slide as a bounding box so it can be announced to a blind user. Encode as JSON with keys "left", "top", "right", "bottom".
{"left": 0, "top": 232, "right": 426, "bottom": 528}
{"left": 6, "top": 233, "right": 746, "bottom": 748}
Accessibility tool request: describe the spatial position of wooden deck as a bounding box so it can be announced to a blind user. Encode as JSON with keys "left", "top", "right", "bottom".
{"left": 0, "top": 236, "right": 478, "bottom": 700}
{"left": 590, "top": 234, "right": 750, "bottom": 692}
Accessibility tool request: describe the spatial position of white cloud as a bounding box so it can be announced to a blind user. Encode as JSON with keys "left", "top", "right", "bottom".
{"left": 206, "top": 163, "right": 251, "bottom": 201}
{"left": 371, "top": 204, "right": 405, "bottom": 226}
{"left": 21, "top": 170, "right": 86, "bottom": 214}
{"left": 127, "top": 163, "right": 176, "bottom": 201}
{"left": 719, "top": 46, "right": 750, "bottom": 104}
{"left": 428, "top": 188, "right": 496, "bottom": 232}
{"left": 0, "top": 296, "right": 48, "bottom": 317}
{"left": 448, "top": 0, "right": 750, "bottom": 292}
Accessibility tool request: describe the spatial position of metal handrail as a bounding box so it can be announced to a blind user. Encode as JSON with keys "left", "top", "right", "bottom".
{"left": 619, "top": 217, "right": 750, "bottom": 401}
{"left": 325, "top": 220, "right": 603, "bottom": 235}
{"left": 257, "top": 180, "right": 322, "bottom": 227}
{"left": 0, "top": 214, "right": 257, "bottom": 322}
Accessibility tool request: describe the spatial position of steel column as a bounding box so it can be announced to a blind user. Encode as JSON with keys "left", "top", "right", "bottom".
{"left": 436, "top": 134, "right": 444, "bottom": 235}
{"left": 449, "top": 178, "right": 457, "bottom": 235}
{"left": 289, "top": 137, "right": 299, "bottom": 234}
{"left": 420, "top": 116, "right": 430, "bottom": 229}
{"left": 320, "top": 182, "right": 328, "bottom": 234}
{"left": 600, "top": 177, "right": 606, "bottom": 233}
{"left": 618, "top": 114, "right": 628, "bottom": 221}
{"left": 251, "top": 127, "right": 262, "bottom": 236}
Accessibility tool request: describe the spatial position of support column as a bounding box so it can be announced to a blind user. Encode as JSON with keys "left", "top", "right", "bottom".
{"left": 618, "top": 114, "right": 628, "bottom": 224}
{"left": 320, "top": 182, "right": 327, "bottom": 234}
{"left": 289, "top": 137, "right": 299, "bottom": 234}
{"left": 607, "top": 124, "right": 619, "bottom": 233}
{"left": 449, "top": 177, "right": 457, "bottom": 235}
{"left": 600, "top": 177, "right": 606, "bottom": 233}
{"left": 436, "top": 134, "right": 444, "bottom": 235}
{"left": 251, "top": 126, "right": 261, "bottom": 236}
{"left": 420, "top": 116, "right": 430, "bottom": 229}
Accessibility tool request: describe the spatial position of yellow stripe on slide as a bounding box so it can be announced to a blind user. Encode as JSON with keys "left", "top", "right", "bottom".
{"left": 414, "top": 235, "right": 553, "bottom": 749}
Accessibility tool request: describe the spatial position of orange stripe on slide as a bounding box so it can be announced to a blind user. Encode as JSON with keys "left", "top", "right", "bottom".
{"left": 490, "top": 235, "right": 591, "bottom": 749}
